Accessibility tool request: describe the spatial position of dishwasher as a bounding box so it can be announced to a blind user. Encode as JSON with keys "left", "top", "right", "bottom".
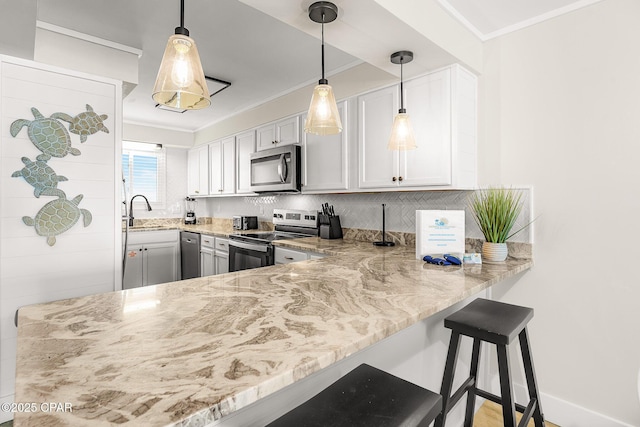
{"left": 180, "top": 231, "right": 201, "bottom": 280}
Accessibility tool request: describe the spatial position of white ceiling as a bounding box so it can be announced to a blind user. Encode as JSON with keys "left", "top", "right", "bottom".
{"left": 20, "top": 0, "right": 603, "bottom": 133}
{"left": 438, "top": 0, "right": 604, "bottom": 40}
{"left": 34, "top": 0, "right": 362, "bottom": 133}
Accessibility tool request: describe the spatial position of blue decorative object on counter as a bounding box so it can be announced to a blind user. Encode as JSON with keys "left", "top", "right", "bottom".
{"left": 423, "top": 255, "right": 452, "bottom": 266}
{"left": 443, "top": 254, "right": 462, "bottom": 265}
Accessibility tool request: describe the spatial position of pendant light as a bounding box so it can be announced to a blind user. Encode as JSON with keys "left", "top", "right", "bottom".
{"left": 152, "top": 0, "right": 210, "bottom": 110}
{"left": 388, "top": 51, "right": 417, "bottom": 150}
{"left": 304, "top": 1, "right": 343, "bottom": 135}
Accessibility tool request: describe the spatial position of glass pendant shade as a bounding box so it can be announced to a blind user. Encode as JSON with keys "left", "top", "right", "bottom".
{"left": 152, "top": 34, "right": 210, "bottom": 110}
{"left": 388, "top": 111, "right": 417, "bottom": 150}
{"left": 304, "top": 83, "right": 342, "bottom": 135}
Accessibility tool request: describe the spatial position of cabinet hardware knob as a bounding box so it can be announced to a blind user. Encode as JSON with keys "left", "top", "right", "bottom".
{"left": 398, "top": 176, "right": 403, "bottom": 182}
{"left": 392, "top": 176, "right": 397, "bottom": 182}
{"left": 194, "top": 190, "right": 199, "bottom": 194}
{"left": 144, "top": 248, "right": 148, "bottom": 251}
{"left": 284, "top": 256, "right": 294, "bottom": 260}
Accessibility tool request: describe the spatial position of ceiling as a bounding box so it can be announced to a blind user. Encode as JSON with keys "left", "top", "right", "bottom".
{"left": 438, "top": 0, "right": 604, "bottom": 40}
{"left": 24, "top": 0, "right": 602, "bottom": 133}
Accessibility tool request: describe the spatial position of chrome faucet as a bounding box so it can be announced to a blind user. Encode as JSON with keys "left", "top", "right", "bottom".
{"left": 129, "top": 194, "right": 152, "bottom": 227}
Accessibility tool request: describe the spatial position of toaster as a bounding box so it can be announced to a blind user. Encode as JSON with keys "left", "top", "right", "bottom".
{"left": 233, "top": 215, "right": 258, "bottom": 230}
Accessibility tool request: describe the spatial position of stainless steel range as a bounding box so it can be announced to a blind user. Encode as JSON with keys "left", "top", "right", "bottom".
{"left": 228, "top": 209, "right": 318, "bottom": 272}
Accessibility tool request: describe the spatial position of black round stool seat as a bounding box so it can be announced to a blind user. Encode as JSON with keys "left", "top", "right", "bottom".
{"left": 435, "top": 298, "right": 546, "bottom": 427}
{"left": 267, "top": 363, "right": 442, "bottom": 427}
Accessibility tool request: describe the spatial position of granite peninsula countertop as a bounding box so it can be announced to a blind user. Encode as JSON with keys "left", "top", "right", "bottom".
{"left": 14, "top": 237, "right": 532, "bottom": 426}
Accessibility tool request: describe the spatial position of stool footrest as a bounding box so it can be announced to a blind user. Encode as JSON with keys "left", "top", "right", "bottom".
{"left": 446, "top": 376, "right": 475, "bottom": 412}
{"left": 475, "top": 389, "right": 528, "bottom": 414}
{"left": 517, "top": 398, "right": 538, "bottom": 427}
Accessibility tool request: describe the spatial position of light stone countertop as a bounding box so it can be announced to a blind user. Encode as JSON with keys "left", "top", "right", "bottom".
{"left": 14, "top": 237, "right": 532, "bottom": 427}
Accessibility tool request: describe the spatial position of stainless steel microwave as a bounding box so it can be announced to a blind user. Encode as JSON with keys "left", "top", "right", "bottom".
{"left": 250, "top": 145, "right": 301, "bottom": 193}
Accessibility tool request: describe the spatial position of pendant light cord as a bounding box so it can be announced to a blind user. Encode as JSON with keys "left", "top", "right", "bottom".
{"left": 321, "top": 12, "right": 326, "bottom": 82}
{"left": 180, "top": 0, "right": 184, "bottom": 28}
{"left": 399, "top": 56, "right": 405, "bottom": 113}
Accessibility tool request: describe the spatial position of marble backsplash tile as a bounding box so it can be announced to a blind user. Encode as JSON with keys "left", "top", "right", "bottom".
{"left": 204, "top": 188, "right": 534, "bottom": 243}
{"left": 132, "top": 189, "right": 534, "bottom": 246}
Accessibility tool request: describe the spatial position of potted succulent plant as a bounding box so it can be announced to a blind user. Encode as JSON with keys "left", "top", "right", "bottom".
{"left": 468, "top": 187, "right": 529, "bottom": 262}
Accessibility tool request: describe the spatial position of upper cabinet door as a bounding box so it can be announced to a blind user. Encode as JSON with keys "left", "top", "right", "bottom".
{"left": 256, "top": 124, "right": 276, "bottom": 151}
{"left": 276, "top": 116, "right": 300, "bottom": 146}
{"left": 187, "top": 145, "right": 209, "bottom": 196}
{"left": 400, "top": 68, "right": 452, "bottom": 186}
{"left": 236, "top": 130, "right": 256, "bottom": 194}
{"left": 302, "top": 101, "right": 348, "bottom": 192}
{"left": 256, "top": 116, "right": 300, "bottom": 151}
{"left": 221, "top": 137, "right": 236, "bottom": 195}
{"left": 358, "top": 85, "right": 399, "bottom": 189}
{"left": 208, "top": 140, "right": 223, "bottom": 195}
{"left": 209, "top": 137, "right": 236, "bottom": 195}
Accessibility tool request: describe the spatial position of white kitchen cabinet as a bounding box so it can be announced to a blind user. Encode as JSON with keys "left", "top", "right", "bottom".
{"left": 236, "top": 130, "right": 256, "bottom": 194}
{"left": 275, "top": 247, "right": 326, "bottom": 264}
{"left": 301, "top": 101, "right": 348, "bottom": 192}
{"left": 209, "top": 137, "right": 236, "bottom": 195}
{"left": 200, "top": 235, "right": 215, "bottom": 277}
{"left": 256, "top": 116, "right": 300, "bottom": 151}
{"left": 358, "top": 64, "right": 477, "bottom": 190}
{"left": 201, "top": 236, "right": 229, "bottom": 276}
{"left": 275, "top": 247, "right": 309, "bottom": 265}
{"left": 187, "top": 145, "right": 209, "bottom": 196}
{"left": 214, "top": 238, "right": 229, "bottom": 275}
{"left": 358, "top": 85, "right": 399, "bottom": 189}
{"left": 123, "top": 230, "right": 179, "bottom": 289}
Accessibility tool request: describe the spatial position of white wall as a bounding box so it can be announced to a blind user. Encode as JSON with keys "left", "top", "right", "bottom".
{"left": 0, "top": 57, "right": 121, "bottom": 423}
{"left": 481, "top": 0, "right": 640, "bottom": 424}
{"left": 124, "top": 122, "right": 193, "bottom": 148}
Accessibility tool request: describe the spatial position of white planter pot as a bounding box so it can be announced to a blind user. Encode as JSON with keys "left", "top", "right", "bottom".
{"left": 482, "top": 242, "right": 508, "bottom": 262}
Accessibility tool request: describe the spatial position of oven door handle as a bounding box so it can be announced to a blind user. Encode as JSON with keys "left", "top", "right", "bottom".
{"left": 229, "top": 240, "right": 269, "bottom": 253}
{"left": 277, "top": 153, "right": 287, "bottom": 183}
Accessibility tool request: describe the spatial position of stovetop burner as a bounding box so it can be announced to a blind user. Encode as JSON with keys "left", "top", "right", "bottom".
{"left": 229, "top": 209, "right": 319, "bottom": 244}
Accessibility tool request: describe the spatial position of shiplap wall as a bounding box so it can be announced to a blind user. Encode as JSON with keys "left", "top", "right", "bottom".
{"left": 0, "top": 56, "right": 121, "bottom": 421}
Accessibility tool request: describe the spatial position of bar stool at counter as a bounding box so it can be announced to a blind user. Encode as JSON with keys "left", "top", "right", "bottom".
{"left": 435, "top": 298, "right": 545, "bottom": 427}
{"left": 266, "top": 363, "right": 442, "bottom": 427}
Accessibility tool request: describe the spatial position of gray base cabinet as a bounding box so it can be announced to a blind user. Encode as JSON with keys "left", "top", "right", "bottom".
{"left": 123, "top": 230, "right": 179, "bottom": 289}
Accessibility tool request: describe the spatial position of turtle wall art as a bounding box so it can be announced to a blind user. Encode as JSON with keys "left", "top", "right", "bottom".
{"left": 12, "top": 156, "right": 68, "bottom": 197}
{"left": 9, "top": 104, "right": 108, "bottom": 245}
{"left": 52, "top": 104, "right": 110, "bottom": 143}
{"left": 10, "top": 107, "right": 81, "bottom": 161}
{"left": 22, "top": 189, "right": 92, "bottom": 246}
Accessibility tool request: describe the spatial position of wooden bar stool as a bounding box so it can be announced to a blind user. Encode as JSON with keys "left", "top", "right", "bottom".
{"left": 434, "top": 298, "right": 545, "bottom": 427}
{"left": 266, "top": 363, "right": 442, "bottom": 427}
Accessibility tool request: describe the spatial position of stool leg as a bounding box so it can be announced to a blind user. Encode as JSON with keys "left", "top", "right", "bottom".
{"left": 496, "top": 344, "right": 517, "bottom": 427}
{"left": 519, "top": 328, "right": 546, "bottom": 427}
{"left": 435, "top": 330, "right": 462, "bottom": 427}
{"left": 464, "top": 338, "right": 482, "bottom": 427}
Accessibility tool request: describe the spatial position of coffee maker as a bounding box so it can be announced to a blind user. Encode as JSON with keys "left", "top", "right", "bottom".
{"left": 184, "top": 197, "right": 197, "bottom": 225}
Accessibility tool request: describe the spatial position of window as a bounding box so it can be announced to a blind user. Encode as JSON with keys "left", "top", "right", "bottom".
{"left": 122, "top": 141, "right": 166, "bottom": 207}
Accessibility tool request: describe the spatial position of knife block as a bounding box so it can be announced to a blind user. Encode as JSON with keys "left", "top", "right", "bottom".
{"left": 319, "top": 214, "right": 343, "bottom": 239}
